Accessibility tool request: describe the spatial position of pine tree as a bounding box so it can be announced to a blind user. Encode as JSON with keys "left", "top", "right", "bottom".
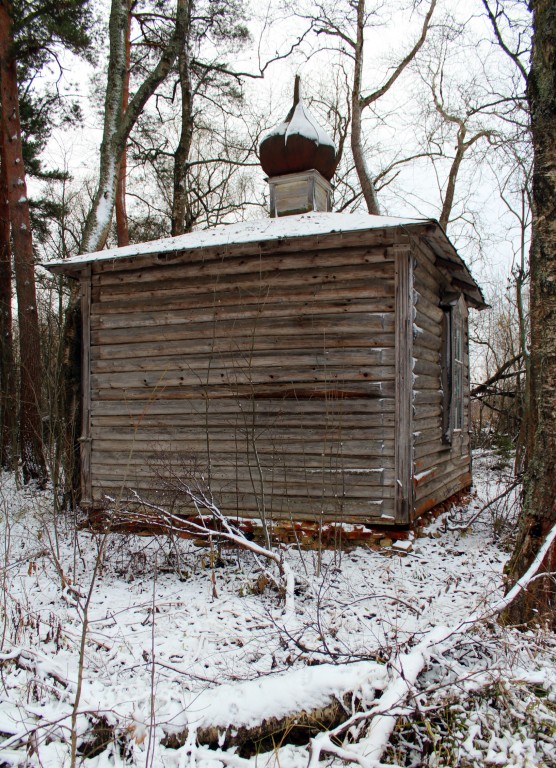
{"left": 0, "top": 0, "right": 93, "bottom": 483}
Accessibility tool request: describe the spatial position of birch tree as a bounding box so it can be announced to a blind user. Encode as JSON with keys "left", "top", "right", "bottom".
{"left": 80, "top": 0, "right": 190, "bottom": 254}
{"left": 61, "top": 0, "right": 190, "bottom": 504}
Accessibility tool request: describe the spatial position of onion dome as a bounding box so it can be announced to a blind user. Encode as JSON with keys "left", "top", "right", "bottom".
{"left": 260, "top": 76, "right": 338, "bottom": 181}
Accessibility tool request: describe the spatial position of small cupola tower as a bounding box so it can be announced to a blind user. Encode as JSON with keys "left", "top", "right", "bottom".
{"left": 260, "top": 76, "right": 338, "bottom": 217}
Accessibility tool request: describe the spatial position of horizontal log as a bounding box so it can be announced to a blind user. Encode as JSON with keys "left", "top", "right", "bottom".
{"left": 413, "top": 390, "right": 442, "bottom": 405}
{"left": 92, "top": 279, "right": 396, "bottom": 316}
{"left": 92, "top": 333, "right": 396, "bottom": 362}
{"left": 412, "top": 291, "right": 443, "bottom": 323}
{"left": 94, "top": 246, "right": 396, "bottom": 288}
{"left": 91, "top": 307, "right": 395, "bottom": 334}
{"left": 91, "top": 397, "right": 396, "bottom": 417}
{"left": 91, "top": 315, "right": 397, "bottom": 346}
{"left": 88, "top": 473, "right": 394, "bottom": 500}
{"left": 413, "top": 373, "right": 441, "bottom": 391}
{"left": 91, "top": 365, "right": 397, "bottom": 391}
{"left": 412, "top": 327, "right": 441, "bottom": 353}
{"left": 91, "top": 436, "right": 395, "bottom": 453}
{"left": 89, "top": 450, "right": 396, "bottom": 471}
{"left": 413, "top": 309, "right": 442, "bottom": 338}
{"left": 414, "top": 245, "right": 443, "bottom": 283}
{"left": 414, "top": 467, "right": 472, "bottom": 509}
{"left": 413, "top": 415, "right": 442, "bottom": 432}
{"left": 88, "top": 228, "right": 412, "bottom": 276}
{"left": 414, "top": 345, "right": 440, "bottom": 365}
{"left": 91, "top": 414, "right": 396, "bottom": 432}
{"left": 90, "top": 486, "right": 393, "bottom": 521}
{"left": 91, "top": 348, "right": 396, "bottom": 375}
{"left": 412, "top": 426, "right": 441, "bottom": 445}
{"left": 414, "top": 443, "right": 470, "bottom": 474}
{"left": 413, "top": 405, "right": 442, "bottom": 430}
{"left": 90, "top": 458, "right": 394, "bottom": 481}
{"left": 96, "top": 262, "right": 396, "bottom": 302}
{"left": 90, "top": 423, "right": 391, "bottom": 441}
{"left": 412, "top": 358, "right": 440, "bottom": 378}
{"left": 413, "top": 277, "right": 441, "bottom": 309}
{"left": 92, "top": 381, "right": 397, "bottom": 400}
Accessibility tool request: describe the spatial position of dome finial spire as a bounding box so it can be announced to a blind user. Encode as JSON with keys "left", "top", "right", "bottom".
{"left": 293, "top": 74, "right": 301, "bottom": 106}
{"left": 259, "top": 77, "right": 338, "bottom": 182}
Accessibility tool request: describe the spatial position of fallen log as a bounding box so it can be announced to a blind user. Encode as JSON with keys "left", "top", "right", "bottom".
{"left": 158, "top": 660, "right": 389, "bottom": 756}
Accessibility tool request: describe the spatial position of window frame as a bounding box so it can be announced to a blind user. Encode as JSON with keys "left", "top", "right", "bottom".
{"left": 441, "top": 294, "right": 465, "bottom": 445}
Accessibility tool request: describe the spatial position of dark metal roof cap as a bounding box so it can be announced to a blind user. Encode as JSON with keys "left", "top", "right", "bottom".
{"left": 259, "top": 76, "right": 338, "bottom": 181}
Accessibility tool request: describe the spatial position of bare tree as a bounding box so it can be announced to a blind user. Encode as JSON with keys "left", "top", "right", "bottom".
{"left": 306, "top": 0, "right": 436, "bottom": 214}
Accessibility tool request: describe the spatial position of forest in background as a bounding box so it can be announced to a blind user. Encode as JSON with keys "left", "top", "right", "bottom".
{"left": 2, "top": 0, "right": 556, "bottom": 764}
{"left": 1, "top": 0, "right": 532, "bottom": 493}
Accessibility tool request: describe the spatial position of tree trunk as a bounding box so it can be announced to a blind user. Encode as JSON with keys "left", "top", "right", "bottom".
{"left": 439, "top": 137, "right": 465, "bottom": 231}
{"left": 171, "top": 28, "right": 194, "bottom": 237}
{"left": 0, "top": 123, "right": 16, "bottom": 470}
{"left": 115, "top": 0, "right": 131, "bottom": 247}
{"left": 502, "top": 0, "right": 556, "bottom": 627}
{"left": 80, "top": 0, "right": 189, "bottom": 254}
{"left": 0, "top": 0, "right": 46, "bottom": 485}
{"left": 351, "top": 0, "right": 380, "bottom": 215}
{"left": 62, "top": 0, "right": 189, "bottom": 504}
{"left": 80, "top": 0, "right": 129, "bottom": 254}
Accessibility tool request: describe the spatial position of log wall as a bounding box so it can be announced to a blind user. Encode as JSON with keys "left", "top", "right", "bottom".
{"left": 87, "top": 238, "right": 401, "bottom": 523}
{"left": 412, "top": 244, "right": 472, "bottom": 516}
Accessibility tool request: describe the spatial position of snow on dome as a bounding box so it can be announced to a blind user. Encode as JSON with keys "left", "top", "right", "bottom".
{"left": 260, "top": 76, "right": 338, "bottom": 180}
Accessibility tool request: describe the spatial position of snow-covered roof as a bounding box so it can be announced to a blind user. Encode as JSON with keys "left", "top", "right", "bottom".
{"left": 45, "top": 210, "right": 486, "bottom": 308}
{"left": 47, "top": 212, "right": 426, "bottom": 270}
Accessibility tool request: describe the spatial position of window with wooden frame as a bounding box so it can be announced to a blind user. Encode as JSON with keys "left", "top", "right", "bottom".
{"left": 441, "top": 294, "right": 465, "bottom": 444}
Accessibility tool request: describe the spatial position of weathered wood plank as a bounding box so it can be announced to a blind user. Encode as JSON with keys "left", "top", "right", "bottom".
{"left": 395, "top": 247, "right": 413, "bottom": 523}
{"left": 87, "top": 228, "right": 413, "bottom": 277}
{"left": 93, "top": 333, "right": 396, "bottom": 361}
{"left": 88, "top": 472, "right": 395, "bottom": 499}
{"left": 94, "top": 247, "right": 396, "bottom": 287}
{"left": 414, "top": 466, "right": 472, "bottom": 510}
{"left": 80, "top": 267, "right": 92, "bottom": 504}
{"left": 413, "top": 291, "right": 443, "bottom": 323}
{"left": 91, "top": 348, "right": 396, "bottom": 375}
{"left": 91, "top": 436, "right": 395, "bottom": 453}
{"left": 90, "top": 450, "right": 396, "bottom": 472}
{"left": 93, "top": 279, "right": 396, "bottom": 316}
{"left": 90, "top": 365, "right": 397, "bottom": 391}
{"left": 92, "top": 381, "right": 397, "bottom": 400}
{"left": 91, "top": 319, "right": 397, "bottom": 347}
{"left": 89, "top": 485, "right": 394, "bottom": 522}
{"left": 96, "top": 263, "right": 396, "bottom": 300}
{"left": 90, "top": 397, "right": 397, "bottom": 417}
{"left": 91, "top": 308, "right": 395, "bottom": 333}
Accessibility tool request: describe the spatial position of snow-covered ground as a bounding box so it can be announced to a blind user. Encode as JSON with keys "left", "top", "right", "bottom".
{"left": 0, "top": 451, "right": 554, "bottom": 767}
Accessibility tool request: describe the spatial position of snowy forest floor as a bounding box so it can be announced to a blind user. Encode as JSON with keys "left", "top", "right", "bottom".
{"left": 0, "top": 450, "right": 555, "bottom": 768}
